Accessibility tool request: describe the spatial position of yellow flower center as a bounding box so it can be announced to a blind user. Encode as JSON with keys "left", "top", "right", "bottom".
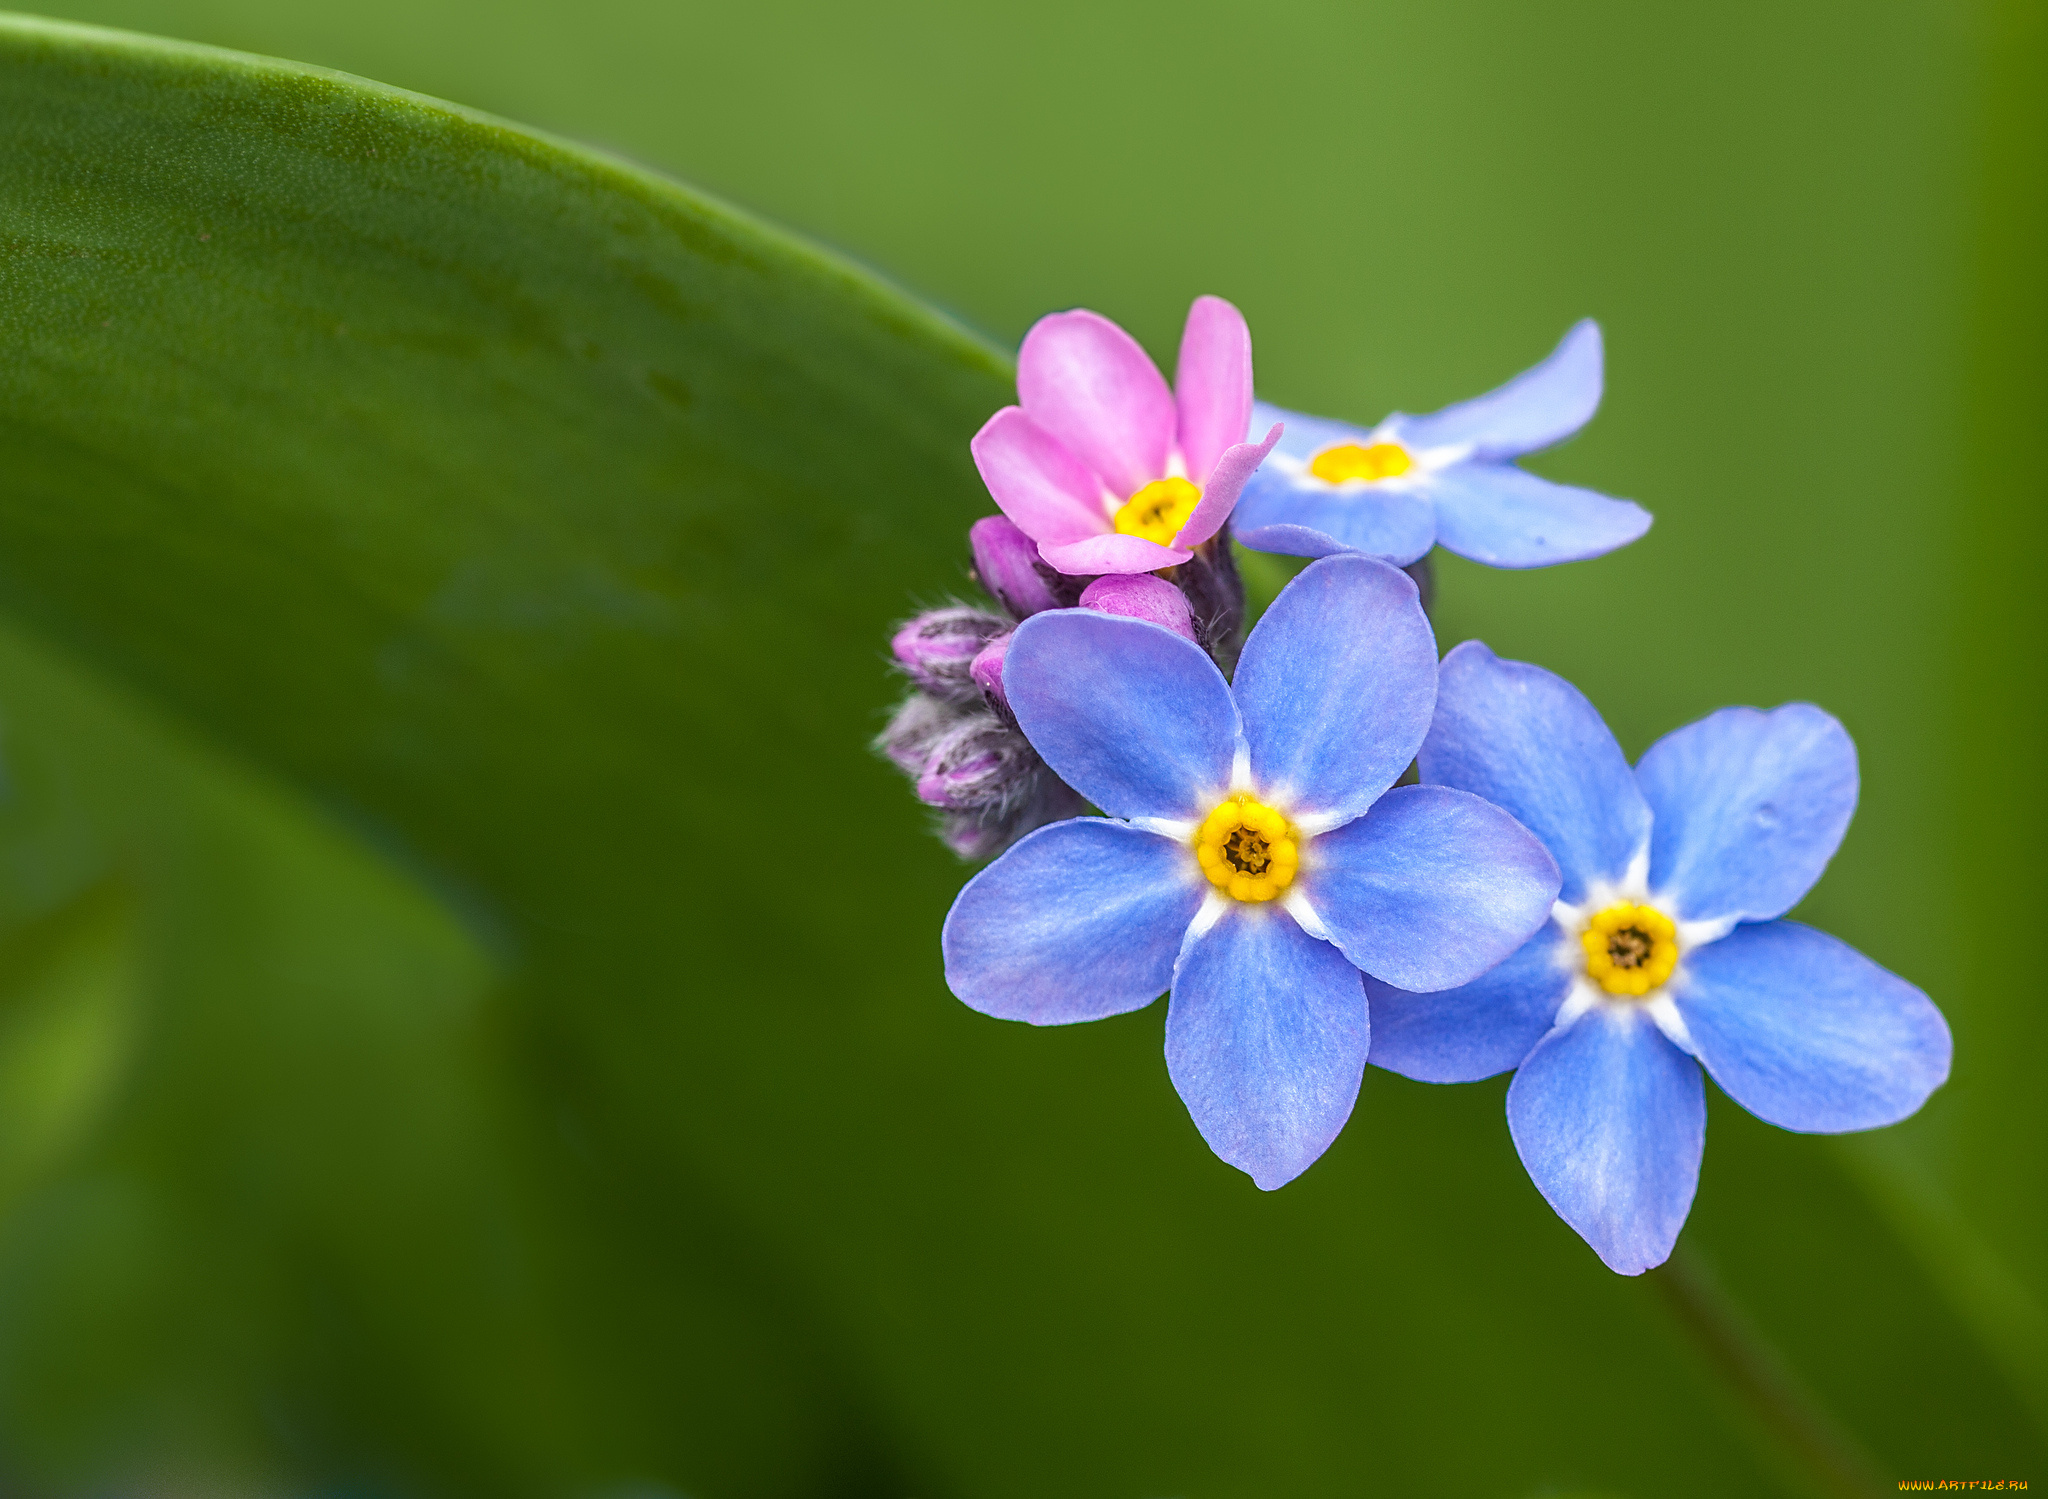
{"left": 1581, "top": 903, "right": 1679, "bottom": 997}
{"left": 1113, "top": 477, "right": 1202, "bottom": 545}
{"left": 1195, "top": 795, "right": 1299, "bottom": 903}
{"left": 1309, "top": 441, "right": 1413, "bottom": 483}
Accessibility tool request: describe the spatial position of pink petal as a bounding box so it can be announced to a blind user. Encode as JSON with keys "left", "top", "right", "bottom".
{"left": 1039, "top": 533, "right": 1190, "bottom": 576}
{"left": 1017, "top": 310, "right": 1175, "bottom": 500}
{"left": 1174, "top": 295, "right": 1254, "bottom": 485}
{"left": 1174, "top": 423, "right": 1283, "bottom": 549}
{"left": 970, "top": 407, "right": 1110, "bottom": 545}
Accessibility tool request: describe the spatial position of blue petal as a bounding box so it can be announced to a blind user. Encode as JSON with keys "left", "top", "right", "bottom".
{"left": 1165, "top": 904, "right": 1368, "bottom": 1190}
{"left": 1232, "top": 522, "right": 1358, "bottom": 561}
{"left": 1425, "top": 462, "right": 1650, "bottom": 568}
{"left": 1676, "top": 920, "right": 1950, "bottom": 1132}
{"left": 1233, "top": 477, "right": 1436, "bottom": 565}
{"left": 1506, "top": 1006, "right": 1704, "bottom": 1275}
{"left": 1231, "top": 554, "right": 1437, "bottom": 823}
{"left": 1394, "top": 320, "right": 1604, "bottom": 461}
{"left": 943, "top": 819, "right": 1203, "bottom": 1024}
{"left": 1420, "top": 641, "right": 1648, "bottom": 903}
{"left": 1005, "top": 609, "right": 1241, "bottom": 821}
{"left": 1307, "top": 785, "right": 1560, "bottom": 992}
{"left": 1636, "top": 704, "right": 1857, "bottom": 925}
{"left": 1366, "top": 926, "right": 1574, "bottom": 1083}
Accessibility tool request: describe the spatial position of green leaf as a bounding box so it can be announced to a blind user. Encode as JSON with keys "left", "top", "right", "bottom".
{"left": 0, "top": 12, "right": 2036, "bottom": 1496}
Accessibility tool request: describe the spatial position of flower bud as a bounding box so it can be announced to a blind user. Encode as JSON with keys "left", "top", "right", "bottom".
{"left": 969, "top": 631, "right": 1012, "bottom": 716}
{"left": 914, "top": 713, "right": 1032, "bottom": 810}
{"left": 891, "top": 605, "right": 1007, "bottom": 700}
{"left": 875, "top": 690, "right": 969, "bottom": 777}
{"left": 969, "top": 515, "right": 1062, "bottom": 620}
{"left": 1079, "top": 574, "right": 1197, "bottom": 642}
{"left": 940, "top": 767, "right": 1087, "bottom": 860}
{"left": 876, "top": 690, "right": 1086, "bottom": 861}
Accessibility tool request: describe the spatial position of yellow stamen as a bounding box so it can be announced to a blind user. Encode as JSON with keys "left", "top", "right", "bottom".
{"left": 1309, "top": 441, "right": 1412, "bottom": 483}
{"left": 1581, "top": 902, "right": 1680, "bottom": 997}
{"left": 1113, "top": 476, "right": 1202, "bottom": 545}
{"left": 1195, "top": 794, "right": 1300, "bottom": 903}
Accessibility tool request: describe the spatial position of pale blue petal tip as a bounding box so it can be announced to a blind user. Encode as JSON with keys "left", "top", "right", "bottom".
{"left": 1507, "top": 1008, "right": 1703, "bottom": 1275}
{"left": 1426, "top": 463, "right": 1650, "bottom": 568}
{"left": 1638, "top": 703, "right": 1858, "bottom": 926}
{"left": 1397, "top": 319, "right": 1605, "bottom": 461}
{"left": 1677, "top": 921, "right": 1951, "bottom": 1133}
{"left": 1166, "top": 906, "right": 1369, "bottom": 1190}
{"left": 942, "top": 819, "right": 1202, "bottom": 1024}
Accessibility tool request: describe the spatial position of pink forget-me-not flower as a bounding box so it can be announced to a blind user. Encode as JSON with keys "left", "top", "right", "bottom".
{"left": 1368, "top": 643, "right": 1952, "bottom": 1273}
{"left": 1234, "top": 321, "right": 1651, "bottom": 568}
{"left": 970, "top": 297, "right": 1284, "bottom": 576}
{"left": 941, "top": 556, "right": 1562, "bottom": 1189}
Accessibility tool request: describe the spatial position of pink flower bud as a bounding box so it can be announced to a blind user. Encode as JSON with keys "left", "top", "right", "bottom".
{"left": 890, "top": 605, "right": 1007, "bottom": 699}
{"left": 970, "top": 515, "right": 1061, "bottom": 619}
{"left": 914, "top": 716, "right": 1028, "bottom": 810}
{"left": 969, "top": 631, "right": 1012, "bottom": 714}
{"left": 1079, "top": 574, "right": 1197, "bottom": 642}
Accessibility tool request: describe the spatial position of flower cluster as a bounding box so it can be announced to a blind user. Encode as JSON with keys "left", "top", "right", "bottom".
{"left": 877, "top": 296, "right": 1950, "bottom": 1274}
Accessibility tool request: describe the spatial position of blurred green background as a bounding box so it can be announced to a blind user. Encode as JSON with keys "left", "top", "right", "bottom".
{"left": 0, "top": 0, "right": 2040, "bottom": 1494}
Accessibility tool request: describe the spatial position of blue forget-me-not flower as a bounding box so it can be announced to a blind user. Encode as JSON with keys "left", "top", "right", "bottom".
{"left": 1233, "top": 321, "right": 1652, "bottom": 568}
{"left": 941, "top": 556, "right": 1561, "bottom": 1189}
{"left": 1367, "top": 642, "right": 1952, "bottom": 1273}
